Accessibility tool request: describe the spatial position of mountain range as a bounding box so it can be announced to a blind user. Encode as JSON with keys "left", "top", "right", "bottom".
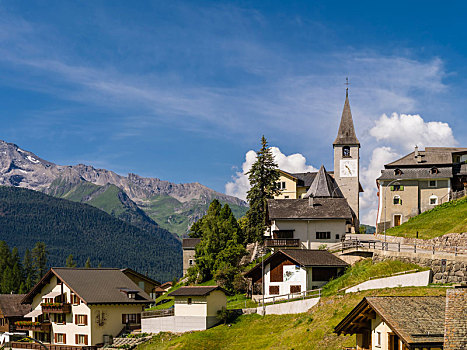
{"left": 0, "top": 140, "right": 248, "bottom": 237}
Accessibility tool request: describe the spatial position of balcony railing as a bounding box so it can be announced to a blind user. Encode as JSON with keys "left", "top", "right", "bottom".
{"left": 264, "top": 238, "right": 300, "bottom": 248}
{"left": 41, "top": 303, "right": 72, "bottom": 314}
{"left": 15, "top": 321, "right": 52, "bottom": 332}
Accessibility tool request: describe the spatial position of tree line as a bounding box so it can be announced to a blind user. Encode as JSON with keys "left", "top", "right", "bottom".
{"left": 0, "top": 241, "right": 48, "bottom": 294}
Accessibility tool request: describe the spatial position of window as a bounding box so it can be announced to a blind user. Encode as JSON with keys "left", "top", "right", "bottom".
{"left": 430, "top": 195, "right": 438, "bottom": 205}
{"left": 316, "top": 232, "right": 331, "bottom": 239}
{"left": 138, "top": 281, "right": 145, "bottom": 289}
{"left": 71, "top": 294, "right": 80, "bottom": 305}
{"left": 276, "top": 181, "right": 286, "bottom": 190}
{"left": 122, "top": 314, "right": 140, "bottom": 324}
{"left": 393, "top": 195, "right": 402, "bottom": 205}
{"left": 290, "top": 285, "right": 301, "bottom": 293}
{"left": 430, "top": 167, "right": 439, "bottom": 174}
{"left": 429, "top": 180, "right": 437, "bottom": 187}
{"left": 187, "top": 298, "right": 192, "bottom": 305}
{"left": 75, "top": 315, "right": 87, "bottom": 326}
{"left": 335, "top": 234, "right": 340, "bottom": 240}
{"left": 0, "top": 318, "right": 5, "bottom": 326}
{"left": 76, "top": 334, "right": 88, "bottom": 345}
{"left": 269, "top": 286, "right": 279, "bottom": 295}
{"left": 342, "top": 146, "right": 351, "bottom": 157}
{"left": 390, "top": 185, "right": 404, "bottom": 191}
{"left": 284, "top": 196, "right": 289, "bottom": 199}
{"left": 273, "top": 230, "right": 294, "bottom": 239}
{"left": 375, "top": 331, "right": 381, "bottom": 347}
{"left": 394, "top": 168, "right": 403, "bottom": 175}
{"left": 189, "top": 259, "right": 193, "bottom": 266}
{"left": 394, "top": 215, "right": 402, "bottom": 227}
{"left": 55, "top": 314, "right": 66, "bottom": 324}
{"left": 55, "top": 333, "right": 66, "bottom": 344}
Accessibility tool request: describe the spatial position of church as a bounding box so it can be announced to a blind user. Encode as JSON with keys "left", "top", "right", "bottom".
{"left": 265, "top": 89, "right": 363, "bottom": 249}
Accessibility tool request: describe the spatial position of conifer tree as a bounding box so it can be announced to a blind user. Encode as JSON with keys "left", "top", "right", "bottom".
{"left": 23, "top": 249, "right": 35, "bottom": 291}
{"left": 245, "top": 136, "right": 280, "bottom": 242}
{"left": 85, "top": 258, "right": 91, "bottom": 268}
{"left": 66, "top": 254, "right": 77, "bottom": 268}
{"left": 32, "top": 242, "right": 48, "bottom": 282}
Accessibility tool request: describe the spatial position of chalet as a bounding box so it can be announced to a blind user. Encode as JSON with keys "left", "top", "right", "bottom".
{"left": 335, "top": 286, "right": 467, "bottom": 350}
{"left": 376, "top": 146, "right": 467, "bottom": 232}
{"left": 142, "top": 286, "right": 227, "bottom": 333}
{"left": 17, "top": 268, "right": 152, "bottom": 349}
{"left": 265, "top": 165, "right": 354, "bottom": 250}
{"left": 121, "top": 268, "right": 160, "bottom": 300}
{"left": 0, "top": 294, "right": 30, "bottom": 333}
{"left": 245, "top": 249, "right": 348, "bottom": 299}
{"left": 182, "top": 238, "right": 201, "bottom": 276}
{"left": 154, "top": 282, "right": 173, "bottom": 299}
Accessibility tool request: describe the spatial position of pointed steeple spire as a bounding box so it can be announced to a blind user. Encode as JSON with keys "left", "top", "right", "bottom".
{"left": 333, "top": 90, "right": 360, "bottom": 146}
{"left": 304, "top": 165, "right": 335, "bottom": 198}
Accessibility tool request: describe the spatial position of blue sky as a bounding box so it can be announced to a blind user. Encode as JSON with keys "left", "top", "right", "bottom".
{"left": 1, "top": 1, "right": 466, "bottom": 224}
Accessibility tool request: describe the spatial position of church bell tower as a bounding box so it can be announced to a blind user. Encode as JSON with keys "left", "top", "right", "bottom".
{"left": 333, "top": 87, "right": 360, "bottom": 224}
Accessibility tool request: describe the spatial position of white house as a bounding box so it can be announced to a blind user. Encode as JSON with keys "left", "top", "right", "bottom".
{"left": 142, "top": 286, "right": 227, "bottom": 334}
{"left": 17, "top": 268, "right": 152, "bottom": 349}
{"left": 245, "top": 249, "right": 348, "bottom": 299}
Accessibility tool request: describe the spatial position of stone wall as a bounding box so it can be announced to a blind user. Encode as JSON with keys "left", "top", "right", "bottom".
{"left": 444, "top": 287, "right": 467, "bottom": 350}
{"left": 372, "top": 250, "right": 467, "bottom": 284}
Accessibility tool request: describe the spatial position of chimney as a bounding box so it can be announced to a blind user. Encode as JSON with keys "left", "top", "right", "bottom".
{"left": 444, "top": 286, "right": 467, "bottom": 350}
{"left": 414, "top": 145, "right": 419, "bottom": 157}
{"left": 308, "top": 197, "right": 314, "bottom": 207}
{"left": 414, "top": 145, "right": 424, "bottom": 163}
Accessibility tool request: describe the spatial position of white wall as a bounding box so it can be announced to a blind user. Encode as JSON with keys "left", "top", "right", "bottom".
{"left": 264, "top": 264, "right": 307, "bottom": 297}
{"left": 273, "top": 219, "right": 347, "bottom": 249}
{"left": 206, "top": 291, "right": 227, "bottom": 317}
{"left": 257, "top": 297, "right": 320, "bottom": 315}
{"left": 345, "top": 270, "right": 431, "bottom": 294}
{"left": 174, "top": 296, "right": 207, "bottom": 317}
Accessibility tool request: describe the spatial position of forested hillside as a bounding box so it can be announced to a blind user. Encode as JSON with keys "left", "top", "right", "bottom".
{"left": 0, "top": 186, "right": 181, "bottom": 281}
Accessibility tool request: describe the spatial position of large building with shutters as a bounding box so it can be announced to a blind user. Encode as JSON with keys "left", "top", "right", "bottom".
{"left": 17, "top": 268, "right": 152, "bottom": 349}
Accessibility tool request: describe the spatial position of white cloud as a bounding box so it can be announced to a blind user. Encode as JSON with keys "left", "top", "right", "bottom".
{"left": 369, "top": 113, "right": 457, "bottom": 152}
{"left": 225, "top": 147, "right": 317, "bottom": 200}
{"left": 360, "top": 147, "right": 401, "bottom": 225}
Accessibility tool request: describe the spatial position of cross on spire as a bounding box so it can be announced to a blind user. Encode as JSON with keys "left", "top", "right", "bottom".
{"left": 345, "top": 77, "right": 350, "bottom": 97}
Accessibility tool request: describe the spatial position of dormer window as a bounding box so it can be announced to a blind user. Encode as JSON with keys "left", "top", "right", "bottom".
{"left": 342, "top": 146, "right": 351, "bottom": 158}
{"left": 394, "top": 168, "right": 403, "bottom": 176}
{"left": 430, "top": 167, "right": 439, "bottom": 174}
{"left": 120, "top": 288, "right": 139, "bottom": 299}
{"left": 128, "top": 293, "right": 136, "bottom": 299}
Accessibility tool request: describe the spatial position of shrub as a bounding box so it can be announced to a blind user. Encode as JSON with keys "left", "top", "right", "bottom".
{"left": 216, "top": 307, "right": 237, "bottom": 325}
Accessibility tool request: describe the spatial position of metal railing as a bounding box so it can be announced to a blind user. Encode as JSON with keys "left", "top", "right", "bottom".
{"left": 141, "top": 308, "right": 174, "bottom": 319}
{"left": 258, "top": 288, "right": 321, "bottom": 306}
{"left": 341, "top": 238, "right": 467, "bottom": 256}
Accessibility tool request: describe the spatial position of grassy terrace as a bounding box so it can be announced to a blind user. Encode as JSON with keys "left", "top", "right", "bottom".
{"left": 385, "top": 195, "right": 467, "bottom": 239}
{"left": 137, "top": 286, "right": 447, "bottom": 350}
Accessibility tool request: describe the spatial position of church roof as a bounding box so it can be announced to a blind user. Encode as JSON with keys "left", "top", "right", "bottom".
{"left": 267, "top": 198, "right": 353, "bottom": 220}
{"left": 333, "top": 92, "right": 360, "bottom": 146}
{"left": 304, "top": 165, "right": 341, "bottom": 198}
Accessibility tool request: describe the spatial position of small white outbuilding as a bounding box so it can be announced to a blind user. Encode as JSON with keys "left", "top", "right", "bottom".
{"left": 142, "top": 286, "right": 228, "bottom": 333}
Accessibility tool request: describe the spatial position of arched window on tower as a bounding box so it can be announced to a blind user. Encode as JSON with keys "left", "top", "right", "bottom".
{"left": 343, "top": 146, "right": 351, "bottom": 158}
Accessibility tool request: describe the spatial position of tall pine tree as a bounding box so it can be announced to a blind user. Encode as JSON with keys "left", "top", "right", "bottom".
{"left": 32, "top": 242, "right": 48, "bottom": 282}
{"left": 245, "top": 136, "right": 280, "bottom": 242}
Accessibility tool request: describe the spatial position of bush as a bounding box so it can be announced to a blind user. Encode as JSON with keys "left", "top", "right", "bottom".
{"left": 216, "top": 307, "right": 237, "bottom": 325}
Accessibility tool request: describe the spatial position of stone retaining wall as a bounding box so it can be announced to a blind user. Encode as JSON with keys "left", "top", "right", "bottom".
{"left": 372, "top": 250, "right": 467, "bottom": 284}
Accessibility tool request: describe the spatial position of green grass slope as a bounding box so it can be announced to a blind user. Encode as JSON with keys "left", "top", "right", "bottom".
{"left": 139, "top": 286, "right": 447, "bottom": 350}
{"left": 0, "top": 186, "right": 181, "bottom": 281}
{"left": 386, "top": 196, "right": 467, "bottom": 239}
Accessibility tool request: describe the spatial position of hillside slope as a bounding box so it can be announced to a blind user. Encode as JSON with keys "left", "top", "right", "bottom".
{"left": 386, "top": 196, "right": 467, "bottom": 239}
{"left": 0, "top": 186, "right": 181, "bottom": 281}
{"left": 139, "top": 286, "right": 447, "bottom": 350}
{"left": 0, "top": 140, "right": 247, "bottom": 236}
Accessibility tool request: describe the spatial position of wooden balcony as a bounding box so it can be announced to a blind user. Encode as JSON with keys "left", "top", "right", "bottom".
{"left": 41, "top": 303, "right": 71, "bottom": 314}
{"left": 15, "top": 321, "right": 51, "bottom": 332}
{"left": 11, "top": 342, "right": 97, "bottom": 350}
{"left": 264, "top": 238, "right": 300, "bottom": 248}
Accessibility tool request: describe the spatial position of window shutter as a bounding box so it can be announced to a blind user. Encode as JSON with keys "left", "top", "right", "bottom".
{"left": 122, "top": 314, "right": 126, "bottom": 324}
{"left": 390, "top": 186, "right": 394, "bottom": 191}
{"left": 63, "top": 334, "right": 66, "bottom": 344}
{"left": 84, "top": 315, "right": 88, "bottom": 325}
{"left": 400, "top": 185, "right": 404, "bottom": 191}
{"left": 75, "top": 335, "right": 78, "bottom": 344}
{"left": 75, "top": 315, "right": 78, "bottom": 324}
{"left": 85, "top": 335, "right": 88, "bottom": 345}
{"left": 54, "top": 334, "right": 57, "bottom": 344}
